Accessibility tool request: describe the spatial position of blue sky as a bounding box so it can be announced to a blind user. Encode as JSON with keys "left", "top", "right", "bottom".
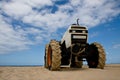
{"left": 0, "top": 0, "right": 120, "bottom": 65}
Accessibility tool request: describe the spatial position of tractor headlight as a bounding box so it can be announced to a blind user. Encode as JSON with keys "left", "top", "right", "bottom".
{"left": 72, "top": 30, "right": 76, "bottom": 33}
{"left": 82, "top": 31, "right": 86, "bottom": 33}
{"left": 69, "top": 30, "right": 76, "bottom": 33}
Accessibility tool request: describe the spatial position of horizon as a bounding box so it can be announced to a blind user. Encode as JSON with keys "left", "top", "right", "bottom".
{"left": 0, "top": 62, "right": 120, "bottom": 66}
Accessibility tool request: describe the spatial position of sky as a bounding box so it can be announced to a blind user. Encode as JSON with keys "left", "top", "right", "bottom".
{"left": 0, "top": 0, "right": 120, "bottom": 65}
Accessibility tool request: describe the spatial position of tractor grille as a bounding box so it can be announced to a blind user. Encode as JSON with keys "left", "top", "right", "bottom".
{"left": 71, "top": 34, "right": 87, "bottom": 44}
{"left": 72, "top": 39, "right": 87, "bottom": 44}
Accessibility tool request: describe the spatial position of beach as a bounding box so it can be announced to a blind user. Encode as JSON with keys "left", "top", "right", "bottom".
{"left": 0, "top": 64, "right": 120, "bottom": 80}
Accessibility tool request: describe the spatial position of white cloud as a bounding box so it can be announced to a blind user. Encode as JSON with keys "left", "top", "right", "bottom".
{"left": 28, "top": 0, "right": 53, "bottom": 7}
{"left": 2, "top": 0, "right": 120, "bottom": 28}
{"left": 0, "top": 0, "right": 120, "bottom": 54}
{"left": 113, "top": 44, "right": 120, "bottom": 49}
{"left": 89, "top": 32, "right": 99, "bottom": 38}
{"left": 22, "top": 10, "right": 70, "bottom": 32}
{"left": 0, "top": 15, "right": 34, "bottom": 53}
{"left": 2, "top": 1, "right": 32, "bottom": 19}
{"left": 84, "top": 0, "right": 104, "bottom": 7}
{"left": 7, "top": 0, "right": 53, "bottom": 7}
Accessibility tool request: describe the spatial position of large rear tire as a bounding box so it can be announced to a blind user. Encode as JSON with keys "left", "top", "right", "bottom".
{"left": 87, "top": 42, "right": 106, "bottom": 69}
{"left": 47, "top": 40, "right": 61, "bottom": 70}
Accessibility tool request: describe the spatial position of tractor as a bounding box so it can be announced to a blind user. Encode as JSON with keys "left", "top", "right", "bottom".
{"left": 44, "top": 19, "right": 106, "bottom": 71}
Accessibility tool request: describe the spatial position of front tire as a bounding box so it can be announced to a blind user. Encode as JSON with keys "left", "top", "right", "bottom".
{"left": 46, "top": 40, "right": 61, "bottom": 70}
{"left": 87, "top": 42, "right": 106, "bottom": 69}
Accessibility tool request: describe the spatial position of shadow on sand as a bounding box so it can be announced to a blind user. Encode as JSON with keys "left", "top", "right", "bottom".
{"left": 59, "top": 66, "right": 89, "bottom": 71}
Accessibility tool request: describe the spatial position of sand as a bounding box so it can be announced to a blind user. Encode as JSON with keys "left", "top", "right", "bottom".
{"left": 0, "top": 64, "right": 120, "bottom": 80}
